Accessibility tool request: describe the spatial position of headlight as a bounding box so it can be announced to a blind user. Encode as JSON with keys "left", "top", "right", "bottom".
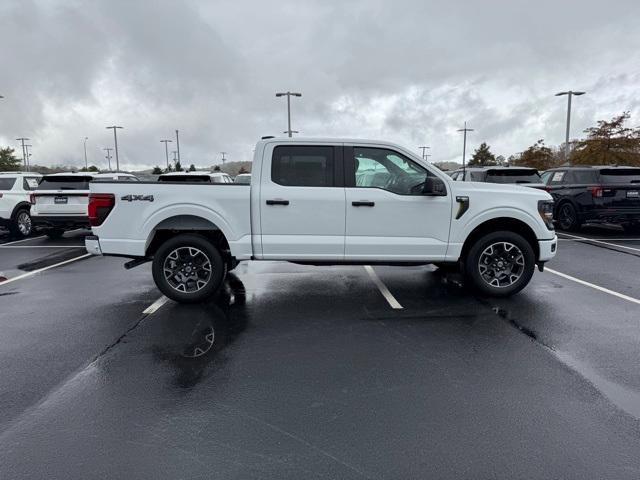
{"left": 538, "top": 200, "right": 554, "bottom": 230}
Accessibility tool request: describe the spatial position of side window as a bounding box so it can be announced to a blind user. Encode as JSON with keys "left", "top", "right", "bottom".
{"left": 572, "top": 170, "right": 596, "bottom": 184}
{"left": 550, "top": 171, "right": 566, "bottom": 185}
{"left": 351, "top": 147, "right": 428, "bottom": 195}
{"left": 272, "top": 146, "right": 334, "bottom": 187}
{"left": 24, "top": 177, "right": 40, "bottom": 190}
{"left": 540, "top": 171, "right": 552, "bottom": 185}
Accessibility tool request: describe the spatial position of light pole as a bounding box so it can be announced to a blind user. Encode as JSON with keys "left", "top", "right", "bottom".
{"left": 83, "top": 137, "right": 88, "bottom": 170}
{"left": 220, "top": 152, "right": 227, "bottom": 165}
{"left": 457, "top": 122, "right": 474, "bottom": 178}
{"left": 104, "top": 148, "right": 113, "bottom": 171}
{"left": 16, "top": 137, "right": 29, "bottom": 171}
{"left": 106, "top": 126, "right": 123, "bottom": 172}
{"left": 160, "top": 139, "right": 172, "bottom": 168}
{"left": 172, "top": 151, "right": 178, "bottom": 168}
{"left": 25, "top": 145, "right": 32, "bottom": 170}
{"left": 175, "top": 129, "right": 181, "bottom": 164}
{"left": 275, "top": 91, "right": 302, "bottom": 137}
{"left": 419, "top": 146, "right": 430, "bottom": 160}
{"left": 555, "top": 90, "right": 586, "bottom": 162}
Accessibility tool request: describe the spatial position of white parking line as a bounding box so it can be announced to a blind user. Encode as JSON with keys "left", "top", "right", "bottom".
{"left": 142, "top": 296, "right": 170, "bottom": 315}
{"left": 557, "top": 232, "right": 640, "bottom": 252}
{"left": 557, "top": 237, "right": 640, "bottom": 242}
{"left": 0, "top": 253, "right": 92, "bottom": 287}
{"left": 546, "top": 267, "right": 640, "bottom": 306}
{"left": 0, "top": 235, "right": 46, "bottom": 246}
{"left": 364, "top": 265, "right": 403, "bottom": 310}
{"left": 0, "top": 245, "right": 85, "bottom": 249}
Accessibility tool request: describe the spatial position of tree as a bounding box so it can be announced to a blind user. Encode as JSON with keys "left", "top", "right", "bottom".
{"left": 80, "top": 165, "right": 99, "bottom": 172}
{"left": 152, "top": 166, "right": 163, "bottom": 175}
{"left": 213, "top": 165, "right": 221, "bottom": 172}
{"left": 495, "top": 155, "right": 506, "bottom": 166}
{"left": 175, "top": 161, "right": 183, "bottom": 172}
{"left": 571, "top": 112, "right": 640, "bottom": 166}
{"left": 512, "top": 139, "right": 558, "bottom": 170}
{"left": 238, "top": 166, "right": 249, "bottom": 174}
{"left": 189, "top": 164, "right": 196, "bottom": 171}
{"left": 468, "top": 142, "right": 497, "bottom": 166}
{"left": 0, "top": 147, "right": 21, "bottom": 171}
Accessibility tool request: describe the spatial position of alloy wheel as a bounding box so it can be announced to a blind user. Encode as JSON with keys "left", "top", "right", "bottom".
{"left": 478, "top": 241, "right": 525, "bottom": 288}
{"left": 17, "top": 211, "right": 32, "bottom": 236}
{"left": 163, "top": 246, "right": 213, "bottom": 294}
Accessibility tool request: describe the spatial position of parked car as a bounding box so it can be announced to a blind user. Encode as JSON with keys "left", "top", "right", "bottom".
{"left": 0, "top": 172, "right": 42, "bottom": 237}
{"left": 541, "top": 166, "right": 640, "bottom": 232}
{"left": 234, "top": 173, "right": 251, "bottom": 184}
{"left": 31, "top": 172, "right": 138, "bottom": 239}
{"left": 449, "top": 167, "right": 546, "bottom": 189}
{"left": 158, "top": 171, "right": 233, "bottom": 183}
{"left": 85, "top": 137, "right": 557, "bottom": 302}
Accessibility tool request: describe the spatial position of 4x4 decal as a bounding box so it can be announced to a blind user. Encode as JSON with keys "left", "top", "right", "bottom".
{"left": 120, "top": 194, "right": 154, "bottom": 202}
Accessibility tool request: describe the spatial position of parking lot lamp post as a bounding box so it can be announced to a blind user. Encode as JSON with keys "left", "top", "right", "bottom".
{"left": 83, "top": 137, "right": 88, "bottom": 170}
{"left": 275, "top": 91, "right": 302, "bottom": 137}
{"left": 106, "top": 126, "right": 123, "bottom": 172}
{"left": 25, "top": 145, "right": 32, "bottom": 171}
{"left": 457, "top": 122, "right": 474, "bottom": 178}
{"left": 220, "top": 152, "right": 227, "bottom": 165}
{"left": 419, "top": 146, "right": 430, "bottom": 160}
{"left": 175, "top": 130, "right": 181, "bottom": 164}
{"left": 16, "top": 137, "right": 29, "bottom": 172}
{"left": 555, "top": 91, "right": 586, "bottom": 163}
{"left": 160, "top": 139, "right": 173, "bottom": 168}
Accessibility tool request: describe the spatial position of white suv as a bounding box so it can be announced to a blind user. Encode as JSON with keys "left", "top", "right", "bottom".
{"left": 0, "top": 172, "right": 42, "bottom": 238}
{"left": 31, "top": 172, "right": 138, "bottom": 239}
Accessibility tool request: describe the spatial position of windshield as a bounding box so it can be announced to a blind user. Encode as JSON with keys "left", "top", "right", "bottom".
{"left": 158, "top": 175, "right": 211, "bottom": 183}
{"left": 234, "top": 175, "right": 251, "bottom": 184}
{"left": 598, "top": 168, "right": 640, "bottom": 184}
{"left": 0, "top": 178, "right": 17, "bottom": 190}
{"left": 485, "top": 169, "right": 541, "bottom": 184}
{"left": 37, "top": 176, "right": 92, "bottom": 190}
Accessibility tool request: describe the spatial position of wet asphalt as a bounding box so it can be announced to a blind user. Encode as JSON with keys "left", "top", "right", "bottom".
{"left": 0, "top": 226, "right": 639, "bottom": 479}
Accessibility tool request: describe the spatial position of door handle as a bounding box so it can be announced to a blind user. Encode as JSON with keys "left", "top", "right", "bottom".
{"left": 352, "top": 201, "right": 375, "bottom": 207}
{"left": 266, "top": 199, "right": 289, "bottom": 206}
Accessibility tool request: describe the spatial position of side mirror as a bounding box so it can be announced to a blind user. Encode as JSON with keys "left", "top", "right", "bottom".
{"left": 423, "top": 177, "right": 447, "bottom": 196}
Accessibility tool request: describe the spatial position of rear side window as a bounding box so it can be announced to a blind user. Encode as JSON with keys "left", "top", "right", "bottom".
{"left": 549, "top": 171, "right": 566, "bottom": 184}
{"left": 24, "top": 177, "right": 40, "bottom": 190}
{"left": 0, "top": 178, "right": 17, "bottom": 190}
{"left": 598, "top": 169, "right": 640, "bottom": 184}
{"left": 567, "top": 170, "right": 597, "bottom": 184}
{"left": 485, "top": 169, "right": 541, "bottom": 184}
{"left": 272, "top": 146, "right": 334, "bottom": 187}
{"left": 37, "top": 176, "right": 91, "bottom": 190}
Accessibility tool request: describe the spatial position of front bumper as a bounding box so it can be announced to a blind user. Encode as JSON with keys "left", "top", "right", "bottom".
{"left": 538, "top": 235, "right": 558, "bottom": 262}
{"left": 85, "top": 235, "right": 102, "bottom": 255}
{"left": 32, "top": 215, "right": 90, "bottom": 229}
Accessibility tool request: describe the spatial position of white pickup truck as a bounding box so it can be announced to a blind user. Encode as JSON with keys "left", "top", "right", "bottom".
{"left": 85, "top": 137, "right": 557, "bottom": 302}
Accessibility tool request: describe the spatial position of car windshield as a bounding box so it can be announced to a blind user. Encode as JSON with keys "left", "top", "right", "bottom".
{"left": 37, "top": 176, "right": 92, "bottom": 190}
{"left": 485, "top": 169, "right": 541, "bottom": 184}
{"left": 598, "top": 168, "right": 640, "bottom": 184}
{"left": 0, "top": 178, "right": 17, "bottom": 190}
{"left": 158, "top": 175, "right": 211, "bottom": 183}
{"left": 235, "top": 175, "right": 251, "bottom": 184}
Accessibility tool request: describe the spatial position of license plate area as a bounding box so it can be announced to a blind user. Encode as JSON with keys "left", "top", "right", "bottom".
{"left": 54, "top": 196, "right": 68, "bottom": 204}
{"left": 626, "top": 190, "right": 639, "bottom": 199}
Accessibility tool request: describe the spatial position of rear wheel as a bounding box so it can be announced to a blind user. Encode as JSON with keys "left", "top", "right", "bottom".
{"left": 464, "top": 231, "right": 535, "bottom": 297}
{"left": 10, "top": 208, "right": 32, "bottom": 238}
{"left": 152, "top": 234, "right": 225, "bottom": 303}
{"left": 45, "top": 228, "right": 65, "bottom": 240}
{"left": 556, "top": 202, "right": 580, "bottom": 231}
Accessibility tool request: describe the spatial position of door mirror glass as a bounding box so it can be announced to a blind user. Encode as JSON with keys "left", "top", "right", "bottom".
{"left": 423, "top": 177, "right": 447, "bottom": 196}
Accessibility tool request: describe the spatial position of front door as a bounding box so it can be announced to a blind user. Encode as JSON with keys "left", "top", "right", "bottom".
{"left": 344, "top": 145, "right": 452, "bottom": 261}
{"left": 259, "top": 144, "right": 346, "bottom": 260}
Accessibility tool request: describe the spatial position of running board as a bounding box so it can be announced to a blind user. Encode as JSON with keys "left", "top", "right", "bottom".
{"left": 124, "top": 257, "right": 151, "bottom": 270}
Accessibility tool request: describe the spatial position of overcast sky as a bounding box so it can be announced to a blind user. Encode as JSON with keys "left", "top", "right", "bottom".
{"left": 2, "top": 0, "right": 640, "bottom": 170}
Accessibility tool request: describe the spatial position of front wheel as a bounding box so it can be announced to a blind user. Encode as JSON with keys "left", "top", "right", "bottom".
{"left": 464, "top": 231, "right": 535, "bottom": 297}
{"left": 11, "top": 209, "right": 32, "bottom": 238}
{"left": 152, "top": 234, "right": 226, "bottom": 303}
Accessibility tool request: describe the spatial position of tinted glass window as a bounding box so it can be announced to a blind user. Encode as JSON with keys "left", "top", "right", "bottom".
{"left": 235, "top": 175, "right": 251, "bottom": 184}
{"left": 353, "top": 147, "right": 427, "bottom": 195}
{"left": 272, "top": 146, "right": 334, "bottom": 187}
{"left": 549, "top": 171, "right": 566, "bottom": 184}
{"left": 24, "top": 177, "right": 40, "bottom": 190}
{"left": 568, "top": 170, "right": 597, "bottom": 184}
{"left": 158, "top": 175, "right": 211, "bottom": 183}
{"left": 0, "top": 178, "right": 17, "bottom": 190}
{"left": 469, "top": 171, "right": 485, "bottom": 181}
{"left": 540, "top": 171, "right": 553, "bottom": 184}
{"left": 485, "top": 169, "right": 541, "bottom": 184}
{"left": 37, "top": 176, "right": 91, "bottom": 190}
{"left": 598, "top": 169, "right": 640, "bottom": 184}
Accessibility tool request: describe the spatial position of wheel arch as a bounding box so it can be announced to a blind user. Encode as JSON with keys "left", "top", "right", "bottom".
{"left": 460, "top": 217, "right": 539, "bottom": 261}
{"left": 10, "top": 201, "right": 32, "bottom": 220}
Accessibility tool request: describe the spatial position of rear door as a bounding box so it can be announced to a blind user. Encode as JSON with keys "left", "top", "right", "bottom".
{"left": 344, "top": 145, "right": 451, "bottom": 260}
{"left": 34, "top": 176, "right": 92, "bottom": 215}
{"left": 259, "top": 144, "right": 346, "bottom": 260}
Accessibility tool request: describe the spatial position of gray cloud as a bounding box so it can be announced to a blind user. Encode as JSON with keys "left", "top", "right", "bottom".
{"left": 1, "top": 0, "right": 640, "bottom": 169}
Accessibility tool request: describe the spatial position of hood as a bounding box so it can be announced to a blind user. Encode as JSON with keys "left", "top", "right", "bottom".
{"left": 452, "top": 180, "right": 553, "bottom": 201}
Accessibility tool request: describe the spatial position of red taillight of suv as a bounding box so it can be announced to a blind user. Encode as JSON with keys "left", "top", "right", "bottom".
{"left": 29, "top": 193, "right": 35, "bottom": 204}
{"left": 88, "top": 193, "right": 115, "bottom": 227}
{"left": 588, "top": 186, "right": 614, "bottom": 198}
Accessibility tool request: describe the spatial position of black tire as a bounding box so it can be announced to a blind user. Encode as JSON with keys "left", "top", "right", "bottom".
{"left": 152, "top": 234, "right": 226, "bottom": 303}
{"left": 623, "top": 223, "right": 640, "bottom": 234}
{"left": 464, "top": 230, "right": 535, "bottom": 297}
{"left": 10, "top": 208, "right": 32, "bottom": 238}
{"left": 45, "top": 228, "right": 65, "bottom": 240}
{"left": 556, "top": 202, "right": 580, "bottom": 231}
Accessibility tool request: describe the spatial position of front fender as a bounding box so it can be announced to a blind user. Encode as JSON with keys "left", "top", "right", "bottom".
{"left": 452, "top": 206, "right": 549, "bottom": 244}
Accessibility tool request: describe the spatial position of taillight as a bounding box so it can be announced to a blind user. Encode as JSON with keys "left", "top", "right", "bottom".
{"left": 88, "top": 193, "right": 115, "bottom": 227}
{"left": 588, "top": 186, "right": 603, "bottom": 198}
{"left": 29, "top": 193, "right": 35, "bottom": 204}
{"left": 0, "top": 193, "right": 3, "bottom": 198}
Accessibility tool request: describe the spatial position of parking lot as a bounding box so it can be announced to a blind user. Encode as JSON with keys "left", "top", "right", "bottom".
{"left": 0, "top": 227, "right": 639, "bottom": 479}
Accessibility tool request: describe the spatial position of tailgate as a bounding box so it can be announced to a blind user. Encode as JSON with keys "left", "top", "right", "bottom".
{"left": 34, "top": 192, "right": 89, "bottom": 215}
